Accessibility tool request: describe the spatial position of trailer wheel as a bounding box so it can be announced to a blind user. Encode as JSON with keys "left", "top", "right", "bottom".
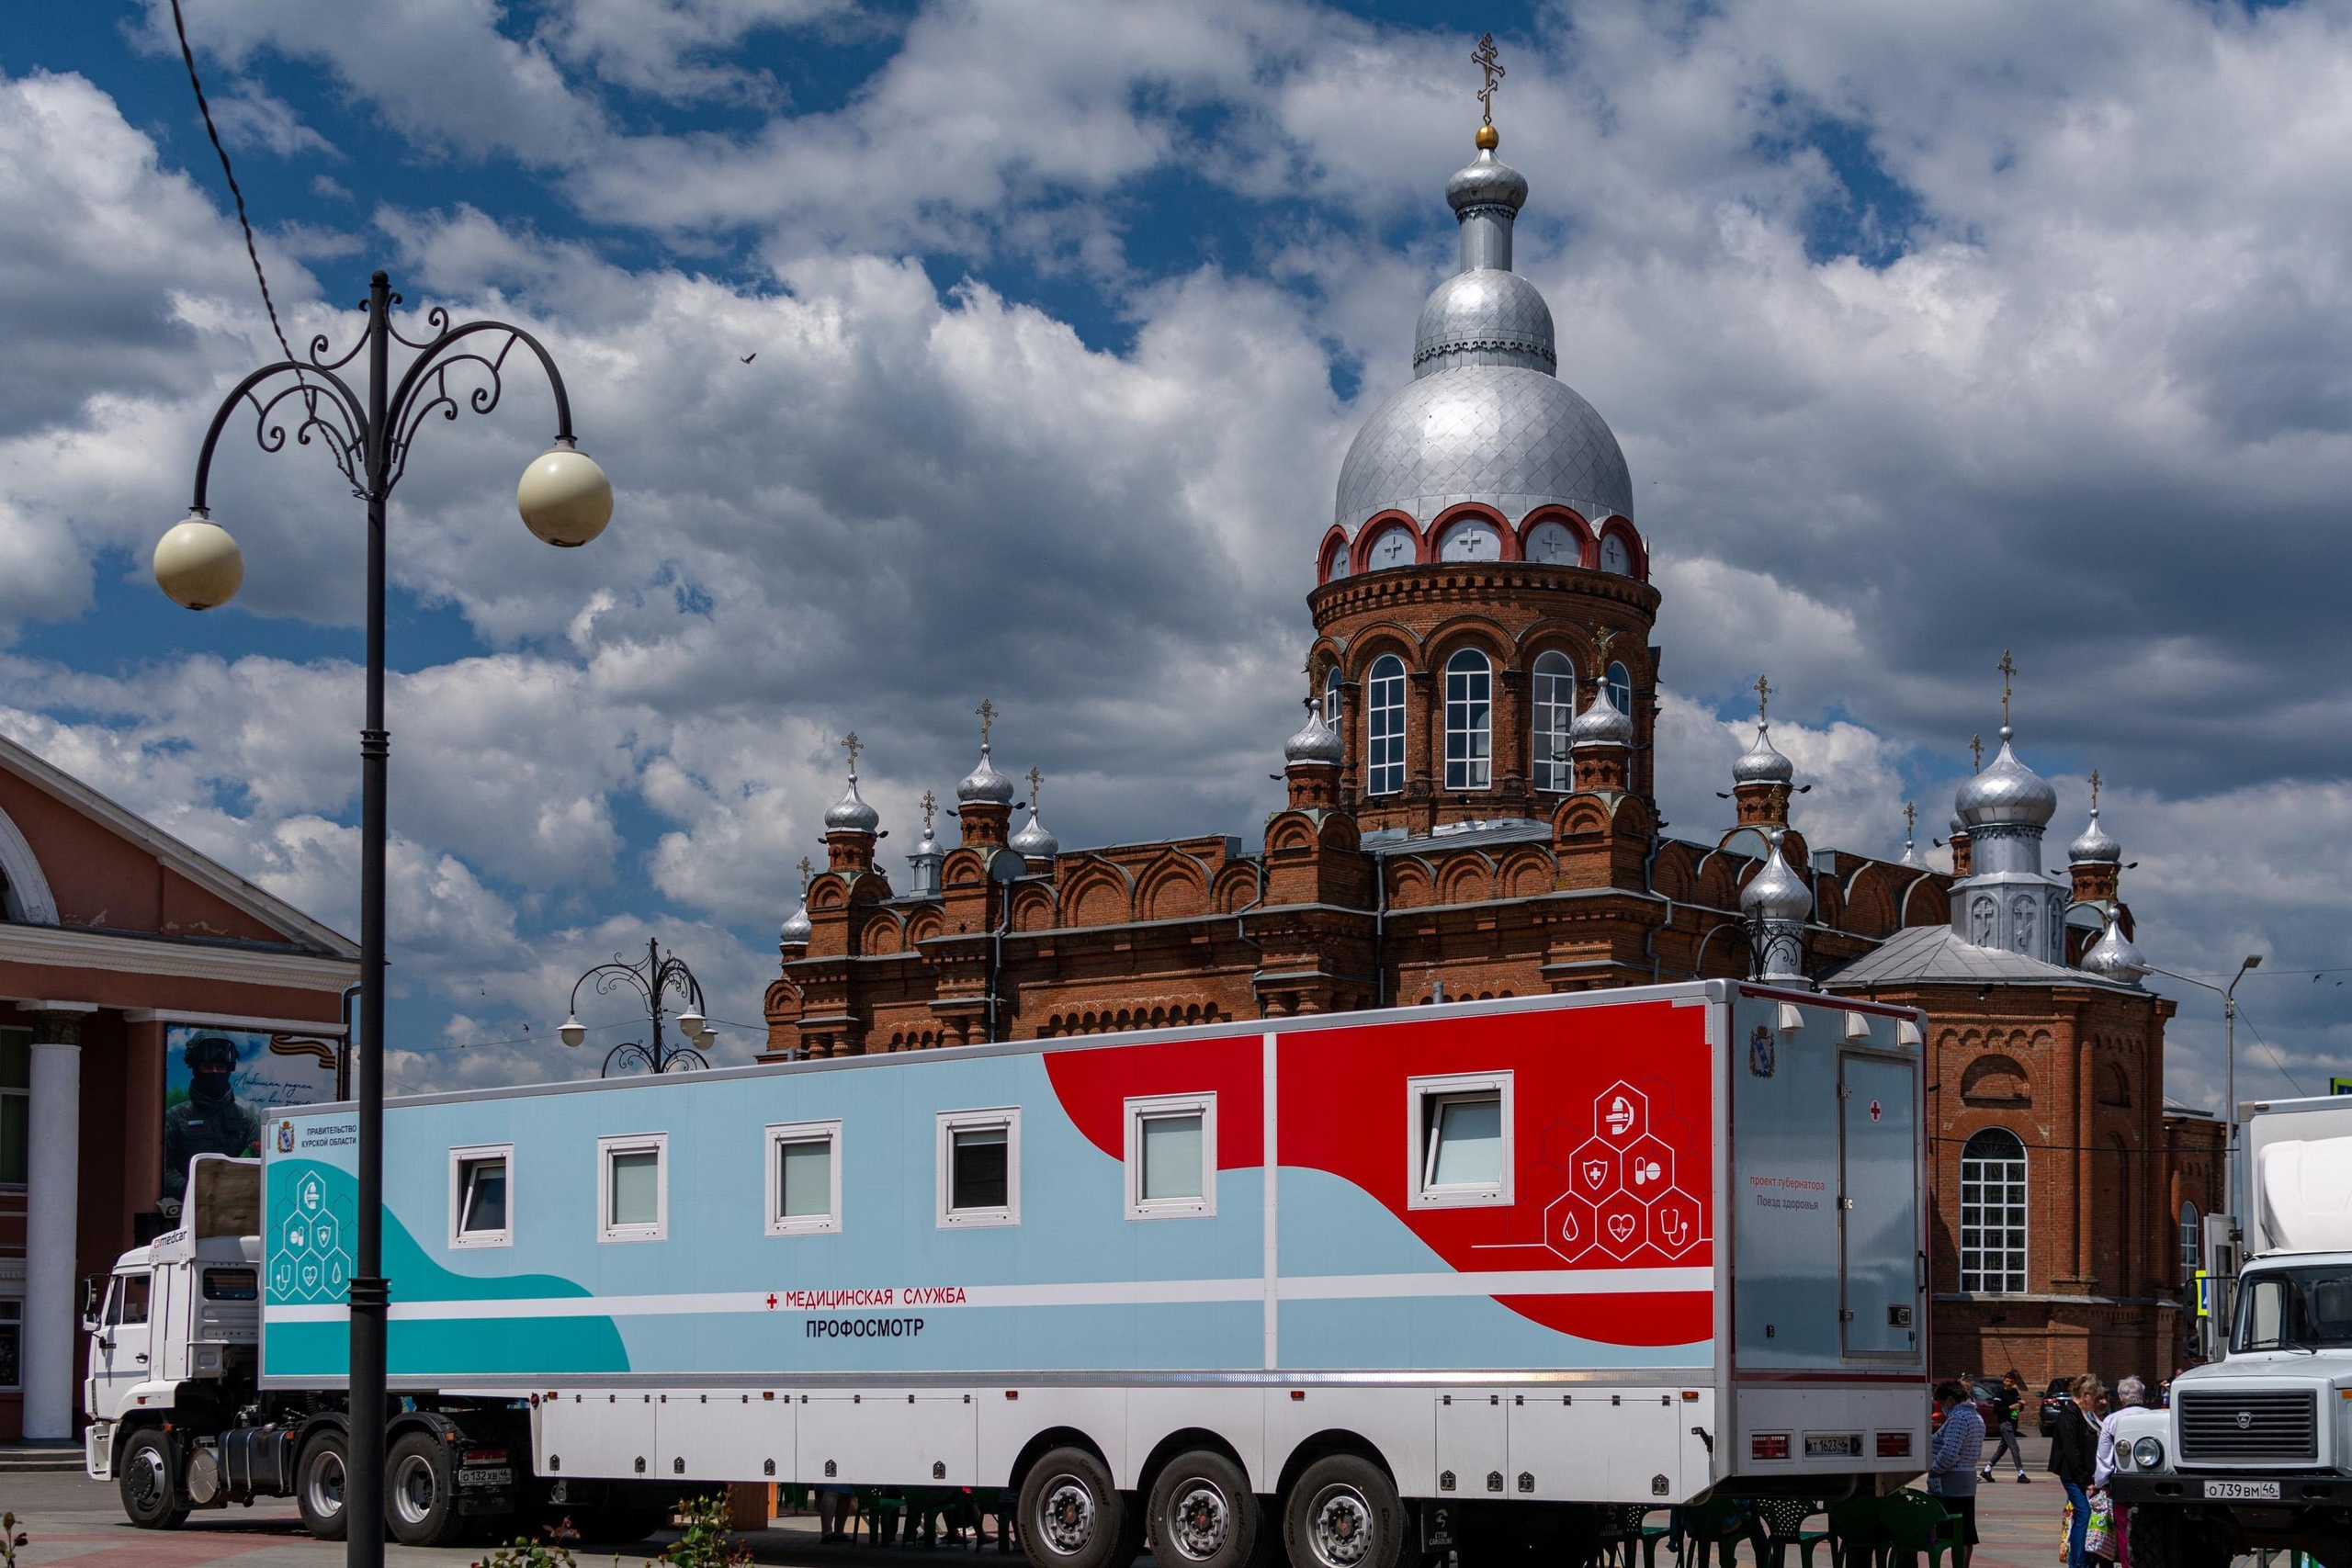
{"left": 1021, "top": 1446, "right": 1129, "bottom": 1568}
{"left": 1148, "top": 1451, "right": 1260, "bottom": 1568}
{"left": 296, "top": 1430, "right": 349, "bottom": 1540}
{"left": 118, "top": 1428, "right": 188, "bottom": 1530}
{"left": 385, "top": 1430, "right": 464, "bottom": 1547}
{"left": 1282, "top": 1456, "right": 1403, "bottom": 1568}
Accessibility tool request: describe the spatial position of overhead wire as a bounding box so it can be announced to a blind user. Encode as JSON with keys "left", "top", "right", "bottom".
{"left": 167, "top": 0, "right": 298, "bottom": 367}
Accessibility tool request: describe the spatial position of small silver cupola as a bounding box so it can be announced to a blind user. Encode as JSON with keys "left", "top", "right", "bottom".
{"left": 823, "top": 732, "right": 881, "bottom": 833}
{"left": 906, "top": 789, "right": 946, "bottom": 897}
{"left": 1010, "top": 767, "right": 1059, "bottom": 863}
{"left": 1569, "top": 685, "right": 1634, "bottom": 749}
{"left": 779, "top": 856, "right": 814, "bottom": 947}
{"left": 1284, "top": 702, "right": 1345, "bottom": 767}
{"left": 2080, "top": 907, "right": 2148, "bottom": 987}
{"left": 1742, "top": 829, "right": 1813, "bottom": 984}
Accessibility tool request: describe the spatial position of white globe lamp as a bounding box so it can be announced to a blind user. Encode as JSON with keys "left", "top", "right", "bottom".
{"left": 516, "top": 440, "right": 612, "bottom": 547}
{"left": 153, "top": 513, "right": 245, "bottom": 610}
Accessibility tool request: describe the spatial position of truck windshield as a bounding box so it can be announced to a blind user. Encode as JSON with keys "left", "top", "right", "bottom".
{"left": 2233, "top": 1266, "right": 2352, "bottom": 1351}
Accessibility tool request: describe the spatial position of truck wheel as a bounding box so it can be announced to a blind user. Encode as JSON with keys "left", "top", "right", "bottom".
{"left": 1282, "top": 1456, "right": 1404, "bottom": 1568}
{"left": 297, "top": 1430, "right": 350, "bottom": 1540}
{"left": 1148, "top": 1451, "right": 1260, "bottom": 1568}
{"left": 118, "top": 1428, "right": 188, "bottom": 1530}
{"left": 1022, "top": 1446, "right": 1130, "bottom": 1568}
{"left": 385, "top": 1430, "right": 464, "bottom": 1547}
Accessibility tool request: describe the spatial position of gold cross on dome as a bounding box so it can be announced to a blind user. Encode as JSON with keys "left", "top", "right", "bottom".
{"left": 1471, "top": 32, "right": 1505, "bottom": 125}
{"left": 1997, "top": 649, "right": 2017, "bottom": 726}
{"left": 2087, "top": 768, "right": 2102, "bottom": 810}
{"left": 1903, "top": 800, "right": 1917, "bottom": 838}
{"left": 975, "top": 698, "right": 997, "bottom": 744}
{"left": 1970, "top": 733, "right": 1984, "bottom": 773}
{"left": 1592, "top": 626, "right": 1618, "bottom": 661}
{"left": 1754, "top": 672, "right": 1773, "bottom": 725}
{"left": 842, "top": 731, "right": 863, "bottom": 773}
{"left": 920, "top": 789, "right": 937, "bottom": 834}
{"left": 1025, "top": 767, "right": 1044, "bottom": 810}
{"left": 797, "top": 856, "right": 813, "bottom": 891}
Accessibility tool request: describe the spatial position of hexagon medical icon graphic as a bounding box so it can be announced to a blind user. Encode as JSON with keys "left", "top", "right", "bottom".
{"left": 1648, "top": 1187, "right": 1702, "bottom": 1257}
{"left": 1544, "top": 1191, "right": 1599, "bottom": 1263}
{"left": 1595, "top": 1189, "right": 1647, "bottom": 1260}
{"left": 1622, "top": 1134, "right": 1674, "bottom": 1197}
{"left": 1570, "top": 1136, "right": 1620, "bottom": 1201}
{"left": 1595, "top": 1082, "right": 1648, "bottom": 1145}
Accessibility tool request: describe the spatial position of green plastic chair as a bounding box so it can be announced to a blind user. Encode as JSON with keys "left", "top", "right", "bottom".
{"left": 1600, "top": 1505, "right": 1674, "bottom": 1568}
{"left": 1677, "top": 1497, "right": 1753, "bottom": 1568}
{"left": 1876, "top": 1492, "right": 1961, "bottom": 1568}
{"left": 1751, "top": 1498, "right": 1833, "bottom": 1568}
{"left": 1826, "top": 1495, "right": 1890, "bottom": 1568}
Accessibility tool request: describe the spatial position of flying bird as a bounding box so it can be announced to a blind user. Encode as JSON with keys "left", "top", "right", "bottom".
{"left": 740, "top": 352, "right": 756, "bottom": 363}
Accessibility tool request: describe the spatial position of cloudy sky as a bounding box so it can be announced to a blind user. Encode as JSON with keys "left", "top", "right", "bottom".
{"left": 4, "top": 0, "right": 2347, "bottom": 1107}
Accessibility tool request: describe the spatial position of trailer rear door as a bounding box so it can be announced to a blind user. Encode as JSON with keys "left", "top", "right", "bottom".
{"left": 1838, "top": 1051, "right": 1920, "bottom": 1359}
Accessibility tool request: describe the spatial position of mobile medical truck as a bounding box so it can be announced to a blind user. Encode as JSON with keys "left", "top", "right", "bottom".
{"left": 85, "top": 981, "right": 1928, "bottom": 1566}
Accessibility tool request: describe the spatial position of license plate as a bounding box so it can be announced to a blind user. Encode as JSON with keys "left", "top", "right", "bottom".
{"left": 458, "top": 1467, "right": 514, "bottom": 1488}
{"left": 1804, "top": 1434, "right": 1861, "bottom": 1459}
{"left": 2202, "top": 1481, "right": 2280, "bottom": 1501}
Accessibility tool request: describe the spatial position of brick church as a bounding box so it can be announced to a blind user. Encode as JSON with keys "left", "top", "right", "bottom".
{"left": 763, "top": 118, "right": 2222, "bottom": 1385}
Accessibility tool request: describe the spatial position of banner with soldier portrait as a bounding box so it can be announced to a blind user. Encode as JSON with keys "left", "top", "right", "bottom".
{"left": 163, "top": 1025, "right": 341, "bottom": 1210}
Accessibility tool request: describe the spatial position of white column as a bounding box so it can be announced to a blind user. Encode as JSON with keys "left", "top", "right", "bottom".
{"left": 24, "top": 1009, "right": 86, "bottom": 1440}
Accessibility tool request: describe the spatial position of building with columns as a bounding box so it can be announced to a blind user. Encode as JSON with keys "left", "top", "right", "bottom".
{"left": 0, "top": 731, "right": 356, "bottom": 1438}
{"left": 763, "top": 121, "right": 2221, "bottom": 1384}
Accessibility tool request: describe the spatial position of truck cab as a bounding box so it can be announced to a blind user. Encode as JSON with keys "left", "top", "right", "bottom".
{"left": 2109, "top": 1100, "right": 2352, "bottom": 1567}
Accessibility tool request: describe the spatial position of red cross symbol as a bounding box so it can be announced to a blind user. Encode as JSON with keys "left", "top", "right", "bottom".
{"left": 765, "top": 1293, "right": 778, "bottom": 1310}
{"left": 1868, "top": 1100, "right": 1883, "bottom": 1122}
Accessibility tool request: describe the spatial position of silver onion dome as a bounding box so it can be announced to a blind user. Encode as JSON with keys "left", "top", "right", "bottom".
{"left": 1569, "top": 688, "right": 1633, "bottom": 748}
{"left": 823, "top": 772, "right": 879, "bottom": 833}
{"left": 2081, "top": 908, "right": 2147, "bottom": 986}
{"left": 956, "top": 741, "right": 1014, "bottom": 806}
{"left": 2069, "top": 806, "right": 2122, "bottom": 864}
{"left": 778, "top": 897, "right": 811, "bottom": 946}
{"left": 1732, "top": 723, "right": 1794, "bottom": 785}
{"left": 1741, "top": 831, "right": 1814, "bottom": 923}
{"left": 1010, "top": 806, "right": 1058, "bottom": 861}
{"left": 1414, "top": 270, "right": 1555, "bottom": 376}
{"left": 1955, "top": 726, "right": 2056, "bottom": 829}
{"left": 1446, "top": 148, "right": 1530, "bottom": 217}
{"left": 1284, "top": 704, "right": 1344, "bottom": 766}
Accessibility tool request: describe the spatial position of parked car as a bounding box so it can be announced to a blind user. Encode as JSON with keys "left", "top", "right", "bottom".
{"left": 1930, "top": 1375, "right": 2008, "bottom": 1434}
{"left": 2038, "top": 1376, "right": 2076, "bottom": 1437}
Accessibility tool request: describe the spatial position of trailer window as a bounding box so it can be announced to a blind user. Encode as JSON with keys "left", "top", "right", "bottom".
{"left": 1408, "top": 1073, "right": 1512, "bottom": 1208}
{"left": 937, "top": 1111, "right": 1019, "bottom": 1227}
{"left": 201, "top": 1269, "right": 257, "bottom": 1301}
{"left": 765, "top": 1120, "right": 842, "bottom": 1235}
{"left": 598, "top": 1134, "right": 668, "bottom": 1242}
{"left": 450, "top": 1144, "right": 514, "bottom": 1248}
{"left": 1125, "top": 1094, "right": 1216, "bottom": 1220}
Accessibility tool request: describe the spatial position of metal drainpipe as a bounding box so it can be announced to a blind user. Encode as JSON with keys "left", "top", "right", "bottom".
{"left": 985, "top": 860, "right": 1016, "bottom": 1043}
{"left": 1372, "top": 851, "right": 1389, "bottom": 1010}
{"left": 1641, "top": 825, "right": 1672, "bottom": 982}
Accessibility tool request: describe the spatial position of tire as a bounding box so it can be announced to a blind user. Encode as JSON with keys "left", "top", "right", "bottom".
{"left": 1149, "top": 1451, "right": 1261, "bottom": 1568}
{"left": 1282, "top": 1456, "right": 1406, "bottom": 1568}
{"left": 385, "top": 1429, "right": 464, "bottom": 1547}
{"left": 296, "top": 1429, "right": 349, "bottom": 1540}
{"left": 118, "top": 1427, "right": 189, "bottom": 1530}
{"left": 1021, "top": 1446, "right": 1131, "bottom": 1568}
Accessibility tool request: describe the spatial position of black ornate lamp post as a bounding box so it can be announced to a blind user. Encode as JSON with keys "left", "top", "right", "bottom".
{"left": 560, "top": 937, "right": 713, "bottom": 1076}
{"left": 156, "top": 271, "right": 610, "bottom": 1568}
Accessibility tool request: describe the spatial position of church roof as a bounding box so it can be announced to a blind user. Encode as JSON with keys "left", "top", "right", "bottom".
{"left": 1823, "top": 923, "right": 2133, "bottom": 991}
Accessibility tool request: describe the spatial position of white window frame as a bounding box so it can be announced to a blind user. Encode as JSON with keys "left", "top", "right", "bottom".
{"left": 936, "top": 1108, "right": 1020, "bottom": 1228}
{"left": 1958, "top": 1127, "right": 2027, "bottom": 1293}
{"left": 1366, "top": 656, "right": 1407, "bottom": 796}
{"left": 1443, "top": 649, "right": 1493, "bottom": 791}
{"left": 1531, "top": 650, "right": 1577, "bottom": 793}
{"left": 2179, "top": 1200, "right": 2201, "bottom": 1287}
{"left": 765, "top": 1119, "right": 843, "bottom": 1236}
{"left": 597, "top": 1133, "right": 669, "bottom": 1244}
{"left": 1125, "top": 1093, "right": 1217, "bottom": 1221}
{"left": 447, "top": 1143, "right": 514, "bottom": 1249}
{"left": 1407, "top": 1072, "right": 1513, "bottom": 1210}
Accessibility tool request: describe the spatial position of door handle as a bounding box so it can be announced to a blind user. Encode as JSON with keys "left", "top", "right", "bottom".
{"left": 135, "top": 1354, "right": 148, "bottom": 1364}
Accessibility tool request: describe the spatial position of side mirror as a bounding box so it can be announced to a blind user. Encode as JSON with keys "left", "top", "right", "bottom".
{"left": 80, "top": 1276, "right": 100, "bottom": 1334}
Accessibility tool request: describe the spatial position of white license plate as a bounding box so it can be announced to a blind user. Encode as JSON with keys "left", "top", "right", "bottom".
{"left": 1804, "top": 1434, "right": 1861, "bottom": 1459}
{"left": 458, "top": 1467, "right": 514, "bottom": 1488}
{"left": 2202, "top": 1481, "right": 2280, "bottom": 1501}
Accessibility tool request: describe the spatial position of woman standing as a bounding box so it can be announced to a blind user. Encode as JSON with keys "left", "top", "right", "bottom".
{"left": 2092, "top": 1377, "right": 2146, "bottom": 1565}
{"left": 2049, "top": 1374, "right": 2104, "bottom": 1568}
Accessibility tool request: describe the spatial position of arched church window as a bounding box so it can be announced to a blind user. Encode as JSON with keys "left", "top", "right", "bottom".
{"left": 1323, "top": 665, "right": 1343, "bottom": 730}
{"left": 1438, "top": 515, "right": 1500, "bottom": 562}
{"left": 1960, "top": 1127, "right": 2028, "bottom": 1293}
{"left": 1524, "top": 519, "right": 1581, "bottom": 567}
{"left": 1599, "top": 531, "right": 1633, "bottom": 576}
{"left": 1365, "top": 525, "right": 1417, "bottom": 571}
{"left": 1605, "top": 660, "right": 1633, "bottom": 719}
{"left": 2180, "top": 1200, "right": 2201, "bottom": 1286}
{"left": 1322, "top": 536, "right": 1351, "bottom": 582}
{"left": 1443, "top": 649, "right": 1492, "bottom": 791}
{"left": 1366, "top": 656, "right": 1407, "bottom": 796}
{"left": 1531, "top": 650, "right": 1576, "bottom": 792}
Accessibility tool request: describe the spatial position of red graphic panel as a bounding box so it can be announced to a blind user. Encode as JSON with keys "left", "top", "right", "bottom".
{"left": 1042, "top": 1033, "right": 1264, "bottom": 1171}
{"left": 1277, "top": 1003, "right": 1714, "bottom": 1347}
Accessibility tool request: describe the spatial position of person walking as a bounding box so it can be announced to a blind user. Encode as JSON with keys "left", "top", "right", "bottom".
{"left": 1981, "top": 1370, "right": 2031, "bottom": 1483}
{"left": 1928, "top": 1380, "right": 1984, "bottom": 1568}
{"left": 2050, "top": 1374, "right": 2103, "bottom": 1568}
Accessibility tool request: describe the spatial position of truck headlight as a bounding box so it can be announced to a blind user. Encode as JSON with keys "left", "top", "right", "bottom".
{"left": 2132, "top": 1436, "right": 2165, "bottom": 1470}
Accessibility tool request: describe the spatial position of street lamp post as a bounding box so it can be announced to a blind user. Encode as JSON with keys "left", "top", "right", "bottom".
{"left": 2145, "top": 954, "right": 2264, "bottom": 1224}
{"left": 157, "top": 271, "right": 610, "bottom": 1568}
{"left": 560, "top": 937, "right": 714, "bottom": 1076}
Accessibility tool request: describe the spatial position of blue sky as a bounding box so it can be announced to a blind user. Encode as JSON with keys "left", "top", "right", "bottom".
{"left": 3, "top": 0, "right": 2350, "bottom": 1106}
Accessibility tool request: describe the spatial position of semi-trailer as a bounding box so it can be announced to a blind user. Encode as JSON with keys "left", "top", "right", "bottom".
{"left": 85, "top": 980, "right": 1929, "bottom": 1565}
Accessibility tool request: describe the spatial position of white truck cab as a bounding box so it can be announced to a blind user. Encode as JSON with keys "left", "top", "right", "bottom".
{"left": 2109, "top": 1099, "right": 2352, "bottom": 1567}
